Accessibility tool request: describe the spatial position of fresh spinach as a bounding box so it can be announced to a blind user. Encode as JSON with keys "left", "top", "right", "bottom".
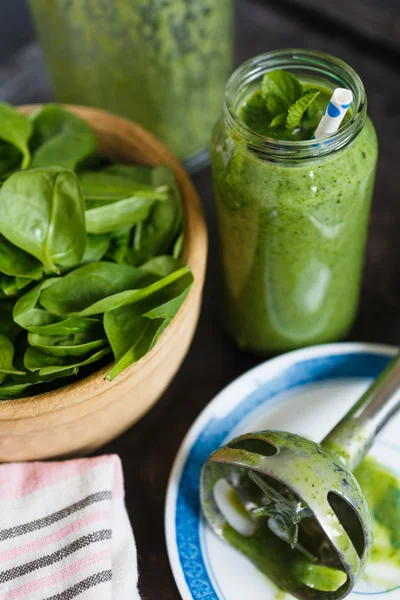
{"left": 129, "top": 166, "right": 183, "bottom": 265}
{"left": 24, "top": 346, "right": 111, "bottom": 376}
{"left": 101, "top": 163, "right": 153, "bottom": 184}
{"left": 0, "top": 301, "right": 21, "bottom": 341}
{"left": 81, "top": 234, "right": 111, "bottom": 264}
{"left": 0, "top": 104, "right": 32, "bottom": 169}
{"left": 0, "top": 235, "right": 43, "bottom": 280}
{"left": 40, "top": 263, "right": 191, "bottom": 317}
{"left": 85, "top": 194, "right": 161, "bottom": 234}
{"left": 0, "top": 103, "right": 191, "bottom": 398}
{"left": 106, "top": 228, "right": 131, "bottom": 264}
{"left": 27, "top": 332, "right": 107, "bottom": 357}
{"left": 0, "top": 167, "right": 86, "bottom": 273}
{"left": 0, "top": 142, "right": 23, "bottom": 179}
{"left": 39, "top": 262, "right": 152, "bottom": 315}
{"left": 104, "top": 282, "right": 191, "bottom": 381}
{"left": 79, "top": 170, "right": 165, "bottom": 201}
{"left": 29, "top": 104, "right": 96, "bottom": 170}
{"left": 0, "top": 334, "right": 25, "bottom": 382}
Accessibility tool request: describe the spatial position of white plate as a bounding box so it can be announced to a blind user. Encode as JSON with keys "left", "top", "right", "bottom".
{"left": 165, "top": 343, "right": 400, "bottom": 600}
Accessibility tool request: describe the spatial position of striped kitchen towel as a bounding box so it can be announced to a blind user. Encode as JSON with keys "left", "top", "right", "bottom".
{"left": 0, "top": 455, "right": 140, "bottom": 600}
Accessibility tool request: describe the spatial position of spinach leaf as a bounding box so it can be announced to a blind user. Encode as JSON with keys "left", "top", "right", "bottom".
{"left": 129, "top": 166, "right": 184, "bottom": 265}
{"left": 105, "top": 314, "right": 165, "bottom": 381}
{"left": 0, "top": 142, "right": 23, "bottom": 179}
{"left": 106, "top": 228, "right": 131, "bottom": 264}
{"left": 140, "top": 256, "right": 186, "bottom": 277}
{"left": 29, "top": 104, "right": 96, "bottom": 170}
{"left": 16, "top": 277, "right": 36, "bottom": 290}
{"left": 0, "top": 334, "right": 25, "bottom": 382}
{"left": 0, "top": 381, "right": 36, "bottom": 399}
{"left": 79, "top": 170, "right": 165, "bottom": 201}
{"left": 0, "top": 234, "right": 43, "bottom": 280}
{"left": 104, "top": 279, "right": 191, "bottom": 381}
{"left": 81, "top": 234, "right": 111, "bottom": 264}
{"left": 0, "top": 301, "right": 22, "bottom": 341}
{"left": 101, "top": 164, "right": 153, "bottom": 184}
{"left": 26, "top": 317, "right": 101, "bottom": 336}
{"left": 0, "top": 364, "right": 82, "bottom": 398}
{"left": 39, "top": 262, "right": 152, "bottom": 315}
{"left": 13, "top": 278, "right": 58, "bottom": 330}
{"left": 85, "top": 194, "right": 160, "bottom": 234}
{"left": 0, "top": 167, "right": 86, "bottom": 273}
{"left": 143, "top": 286, "right": 191, "bottom": 320}
{"left": 72, "top": 266, "right": 190, "bottom": 317}
{"left": 24, "top": 346, "right": 111, "bottom": 376}
{"left": 0, "top": 104, "right": 32, "bottom": 169}
{"left": 172, "top": 232, "right": 184, "bottom": 259}
{"left": 28, "top": 332, "right": 107, "bottom": 357}
{"left": 0, "top": 275, "right": 26, "bottom": 298}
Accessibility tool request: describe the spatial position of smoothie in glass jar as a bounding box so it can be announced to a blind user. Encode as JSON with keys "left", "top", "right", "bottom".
{"left": 29, "top": 0, "right": 233, "bottom": 169}
{"left": 211, "top": 50, "right": 378, "bottom": 353}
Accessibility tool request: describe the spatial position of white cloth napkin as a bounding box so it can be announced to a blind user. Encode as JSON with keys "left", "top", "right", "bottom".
{"left": 0, "top": 455, "right": 140, "bottom": 600}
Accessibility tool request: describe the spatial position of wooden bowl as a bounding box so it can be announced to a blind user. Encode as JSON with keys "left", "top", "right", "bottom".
{"left": 0, "top": 105, "right": 207, "bottom": 462}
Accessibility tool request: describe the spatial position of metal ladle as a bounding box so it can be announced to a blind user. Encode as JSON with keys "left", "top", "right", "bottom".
{"left": 200, "top": 355, "right": 400, "bottom": 599}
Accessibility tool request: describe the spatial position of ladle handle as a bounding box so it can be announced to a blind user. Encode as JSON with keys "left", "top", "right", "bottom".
{"left": 322, "top": 353, "right": 400, "bottom": 470}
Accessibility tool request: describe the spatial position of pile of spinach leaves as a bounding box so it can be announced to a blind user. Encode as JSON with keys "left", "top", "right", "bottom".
{"left": 0, "top": 103, "right": 192, "bottom": 399}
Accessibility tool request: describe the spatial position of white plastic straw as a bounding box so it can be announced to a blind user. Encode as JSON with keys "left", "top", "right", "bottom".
{"left": 313, "top": 88, "right": 353, "bottom": 139}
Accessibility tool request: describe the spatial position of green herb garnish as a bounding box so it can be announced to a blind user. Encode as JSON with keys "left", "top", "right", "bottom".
{"left": 240, "top": 70, "right": 322, "bottom": 140}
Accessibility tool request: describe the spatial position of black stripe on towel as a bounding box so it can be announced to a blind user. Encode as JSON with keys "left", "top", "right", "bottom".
{"left": 44, "top": 570, "right": 112, "bottom": 600}
{"left": 0, "top": 490, "right": 112, "bottom": 541}
{"left": 0, "top": 529, "right": 111, "bottom": 583}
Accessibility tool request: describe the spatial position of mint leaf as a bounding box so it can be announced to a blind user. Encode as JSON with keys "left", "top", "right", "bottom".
{"left": 286, "top": 88, "right": 320, "bottom": 131}
{"left": 264, "top": 94, "right": 287, "bottom": 118}
{"left": 240, "top": 90, "right": 272, "bottom": 136}
{"left": 270, "top": 113, "right": 287, "bottom": 128}
{"left": 261, "top": 70, "right": 303, "bottom": 116}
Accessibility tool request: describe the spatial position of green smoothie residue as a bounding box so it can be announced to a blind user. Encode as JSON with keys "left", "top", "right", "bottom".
{"left": 355, "top": 457, "right": 400, "bottom": 579}
{"left": 222, "top": 457, "right": 400, "bottom": 596}
{"left": 239, "top": 70, "right": 349, "bottom": 141}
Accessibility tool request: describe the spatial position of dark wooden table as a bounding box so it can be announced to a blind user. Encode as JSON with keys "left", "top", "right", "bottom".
{"left": 1, "top": 1, "right": 400, "bottom": 598}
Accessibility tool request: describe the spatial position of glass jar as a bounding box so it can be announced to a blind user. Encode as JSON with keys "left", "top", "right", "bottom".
{"left": 29, "top": 0, "right": 234, "bottom": 171}
{"left": 211, "top": 49, "right": 378, "bottom": 353}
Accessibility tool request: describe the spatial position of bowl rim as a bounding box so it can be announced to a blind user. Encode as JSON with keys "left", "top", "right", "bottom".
{"left": 0, "top": 104, "right": 207, "bottom": 420}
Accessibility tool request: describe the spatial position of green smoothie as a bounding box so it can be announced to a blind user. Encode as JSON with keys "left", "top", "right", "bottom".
{"left": 29, "top": 0, "right": 233, "bottom": 165}
{"left": 211, "top": 51, "right": 378, "bottom": 352}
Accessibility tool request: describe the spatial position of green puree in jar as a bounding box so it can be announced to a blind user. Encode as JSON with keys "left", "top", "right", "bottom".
{"left": 29, "top": 0, "right": 233, "bottom": 161}
{"left": 223, "top": 458, "right": 400, "bottom": 595}
{"left": 211, "top": 66, "right": 378, "bottom": 353}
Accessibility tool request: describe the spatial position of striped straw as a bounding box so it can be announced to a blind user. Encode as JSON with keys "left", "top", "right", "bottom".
{"left": 313, "top": 88, "right": 353, "bottom": 139}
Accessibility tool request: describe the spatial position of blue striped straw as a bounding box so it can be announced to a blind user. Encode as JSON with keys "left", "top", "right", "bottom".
{"left": 313, "top": 88, "right": 353, "bottom": 139}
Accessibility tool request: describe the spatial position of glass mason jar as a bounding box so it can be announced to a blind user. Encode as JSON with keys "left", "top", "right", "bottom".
{"left": 211, "top": 49, "right": 378, "bottom": 353}
{"left": 29, "top": 0, "right": 234, "bottom": 170}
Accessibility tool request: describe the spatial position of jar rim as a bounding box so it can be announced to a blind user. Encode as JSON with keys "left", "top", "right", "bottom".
{"left": 224, "top": 49, "right": 367, "bottom": 161}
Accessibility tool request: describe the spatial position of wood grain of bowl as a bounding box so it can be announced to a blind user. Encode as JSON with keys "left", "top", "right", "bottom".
{"left": 0, "top": 105, "right": 207, "bottom": 462}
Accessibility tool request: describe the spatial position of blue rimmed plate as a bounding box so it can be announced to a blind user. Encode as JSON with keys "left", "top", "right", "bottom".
{"left": 165, "top": 343, "right": 400, "bottom": 600}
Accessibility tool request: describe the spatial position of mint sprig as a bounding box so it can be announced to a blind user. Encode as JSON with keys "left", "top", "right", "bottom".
{"left": 286, "top": 88, "right": 320, "bottom": 131}
{"left": 261, "top": 70, "right": 320, "bottom": 134}
{"left": 261, "top": 70, "right": 303, "bottom": 116}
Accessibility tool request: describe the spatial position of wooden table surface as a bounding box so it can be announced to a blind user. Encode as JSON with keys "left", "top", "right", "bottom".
{"left": 1, "top": 1, "right": 400, "bottom": 598}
